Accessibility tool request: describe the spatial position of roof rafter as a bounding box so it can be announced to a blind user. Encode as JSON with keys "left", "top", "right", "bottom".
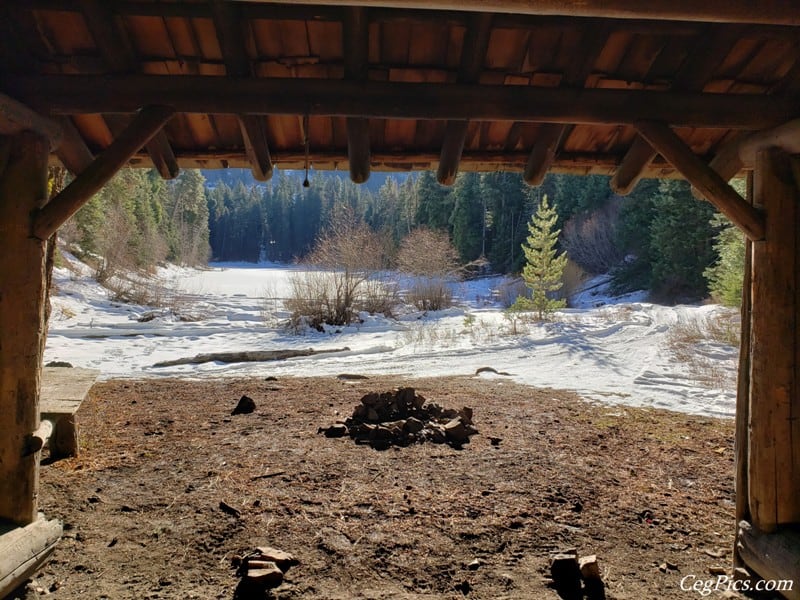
{"left": 635, "top": 120, "right": 765, "bottom": 240}
{"left": 79, "top": 0, "right": 179, "bottom": 179}
{"left": 343, "top": 6, "right": 371, "bottom": 184}
{"left": 437, "top": 12, "right": 493, "bottom": 185}
{"left": 34, "top": 106, "right": 175, "bottom": 241}
{"left": 211, "top": 0, "right": 273, "bottom": 182}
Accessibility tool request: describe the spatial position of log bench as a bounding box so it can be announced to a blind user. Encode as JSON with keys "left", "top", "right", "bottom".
{"left": 39, "top": 367, "right": 100, "bottom": 459}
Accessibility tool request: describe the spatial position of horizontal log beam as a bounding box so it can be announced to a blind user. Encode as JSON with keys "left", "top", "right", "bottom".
{"left": 636, "top": 120, "right": 765, "bottom": 240}
{"left": 6, "top": 75, "right": 797, "bottom": 130}
{"left": 0, "top": 93, "right": 61, "bottom": 147}
{"left": 247, "top": 0, "right": 800, "bottom": 25}
{"left": 737, "top": 521, "right": 800, "bottom": 600}
{"left": 610, "top": 135, "right": 658, "bottom": 195}
{"left": 33, "top": 105, "right": 174, "bottom": 240}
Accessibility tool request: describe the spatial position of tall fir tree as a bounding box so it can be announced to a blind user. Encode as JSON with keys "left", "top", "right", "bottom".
{"left": 415, "top": 170, "right": 454, "bottom": 234}
{"left": 518, "top": 195, "right": 568, "bottom": 320}
{"left": 450, "top": 173, "right": 484, "bottom": 263}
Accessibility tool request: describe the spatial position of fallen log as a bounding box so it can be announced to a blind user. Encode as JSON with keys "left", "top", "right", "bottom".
{"left": 152, "top": 347, "right": 350, "bottom": 368}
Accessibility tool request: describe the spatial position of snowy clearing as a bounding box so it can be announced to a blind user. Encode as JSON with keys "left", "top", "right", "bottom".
{"left": 46, "top": 258, "right": 739, "bottom": 419}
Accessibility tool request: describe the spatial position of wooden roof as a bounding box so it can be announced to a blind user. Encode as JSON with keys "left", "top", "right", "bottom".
{"left": 2, "top": 1, "right": 800, "bottom": 186}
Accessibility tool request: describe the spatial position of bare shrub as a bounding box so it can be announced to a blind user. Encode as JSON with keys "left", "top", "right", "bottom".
{"left": 405, "top": 279, "right": 453, "bottom": 311}
{"left": 396, "top": 227, "right": 460, "bottom": 311}
{"left": 561, "top": 201, "right": 623, "bottom": 275}
{"left": 496, "top": 278, "right": 529, "bottom": 309}
{"left": 287, "top": 209, "right": 390, "bottom": 328}
{"left": 562, "top": 259, "right": 590, "bottom": 306}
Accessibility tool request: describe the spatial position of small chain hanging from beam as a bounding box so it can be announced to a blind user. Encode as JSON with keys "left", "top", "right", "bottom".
{"left": 303, "top": 113, "right": 311, "bottom": 188}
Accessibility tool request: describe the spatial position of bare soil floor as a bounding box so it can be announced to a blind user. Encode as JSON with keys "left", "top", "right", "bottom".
{"left": 18, "top": 376, "right": 743, "bottom": 599}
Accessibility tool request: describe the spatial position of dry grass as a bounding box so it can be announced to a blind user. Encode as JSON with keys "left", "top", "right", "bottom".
{"left": 666, "top": 310, "right": 741, "bottom": 389}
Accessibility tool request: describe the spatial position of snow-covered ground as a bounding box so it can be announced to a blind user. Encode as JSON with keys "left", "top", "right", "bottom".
{"left": 45, "top": 258, "right": 739, "bottom": 419}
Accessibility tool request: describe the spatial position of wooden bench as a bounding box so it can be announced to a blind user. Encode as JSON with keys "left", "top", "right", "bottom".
{"left": 39, "top": 367, "right": 99, "bottom": 459}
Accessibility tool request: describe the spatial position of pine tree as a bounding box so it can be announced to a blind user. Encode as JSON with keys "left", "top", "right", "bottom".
{"left": 518, "top": 195, "right": 568, "bottom": 320}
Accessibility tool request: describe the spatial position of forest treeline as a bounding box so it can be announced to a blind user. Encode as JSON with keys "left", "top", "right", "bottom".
{"left": 66, "top": 167, "right": 745, "bottom": 305}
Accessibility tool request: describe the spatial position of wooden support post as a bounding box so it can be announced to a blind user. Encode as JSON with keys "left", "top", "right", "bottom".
{"left": 32, "top": 105, "right": 174, "bottom": 241}
{"left": 734, "top": 173, "right": 753, "bottom": 569}
{"left": 635, "top": 120, "right": 765, "bottom": 240}
{"left": 523, "top": 124, "right": 566, "bottom": 186}
{"left": 0, "top": 131, "right": 50, "bottom": 526}
{"left": 747, "top": 148, "right": 800, "bottom": 532}
{"left": 609, "top": 135, "right": 657, "bottom": 195}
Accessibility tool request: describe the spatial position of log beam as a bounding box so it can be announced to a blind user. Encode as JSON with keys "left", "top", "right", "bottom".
{"left": 748, "top": 148, "right": 800, "bottom": 531}
{"left": 0, "top": 93, "right": 61, "bottom": 148}
{"left": 523, "top": 124, "right": 566, "bottom": 186}
{"left": 344, "top": 7, "right": 371, "bottom": 183}
{"left": 635, "top": 120, "right": 765, "bottom": 240}
{"left": 0, "top": 516, "right": 63, "bottom": 598}
{"left": 54, "top": 117, "right": 94, "bottom": 175}
{"left": 437, "top": 12, "right": 492, "bottom": 185}
{"left": 249, "top": 0, "right": 800, "bottom": 26}
{"left": 0, "top": 131, "right": 50, "bottom": 526}
{"left": 737, "top": 521, "right": 800, "bottom": 599}
{"left": 8, "top": 75, "right": 793, "bottom": 130}
{"left": 609, "top": 135, "right": 658, "bottom": 195}
{"left": 32, "top": 105, "right": 175, "bottom": 241}
{"left": 211, "top": 0, "right": 273, "bottom": 181}
{"left": 105, "top": 114, "right": 178, "bottom": 179}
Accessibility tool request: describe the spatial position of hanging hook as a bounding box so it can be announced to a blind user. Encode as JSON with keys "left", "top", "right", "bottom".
{"left": 303, "top": 114, "right": 311, "bottom": 188}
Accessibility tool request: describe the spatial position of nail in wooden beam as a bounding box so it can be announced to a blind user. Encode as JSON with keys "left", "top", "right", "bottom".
{"left": 54, "top": 116, "right": 93, "bottom": 175}
{"left": 635, "top": 120, "right": 765, "bottom": 240}
{"left": 211, "top": 0, "right": 273, "bottom": 181}
{"left": 437, "top": 12, "right": 493, "bottom": 185}
{"left": 523, "top": 124, "right": 566, "bottom": 186}
{"left": 609, "top": 135, "right": 658, "bottom": 195}
{"left": 33, "top": 105, "right": 175, "bottom": 240}
{"left": 344, "top": 7, "right": 371, "bottom": 183}
{"left": 81, "top": 0, "right": 179, "bottom": 179}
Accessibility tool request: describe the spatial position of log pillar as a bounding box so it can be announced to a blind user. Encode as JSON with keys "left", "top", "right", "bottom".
{"left": 747, "top": 147, "right": 800, "bottom": 532}
{"left": 0, "top": 131, "right": 50, "bottom": 526}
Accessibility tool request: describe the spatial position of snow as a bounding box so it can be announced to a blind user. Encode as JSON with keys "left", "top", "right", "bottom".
{"left": 45, "top": 257, "right": 739, "bottom": 419}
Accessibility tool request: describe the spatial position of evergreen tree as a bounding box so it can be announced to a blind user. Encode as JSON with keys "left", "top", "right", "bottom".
{"left": 450, "top": 173, "right": 484, "bottom": 263}
{"left": 483, "top": 172, "right": 531, "bottom": 272}
{"left": 415, "top": 170, "right": 454, "bottom": 233}
{"left": 704, "top": 214, "right": 745, "bottom": 307}
{"left": 648, "top": 180, "right": 716, "bottom": 302}
{"left": 518, "top": 195, "right": 568, "bottom": 320}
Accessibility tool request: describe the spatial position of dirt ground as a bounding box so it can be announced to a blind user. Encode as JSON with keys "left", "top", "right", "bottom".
{"left": 16, "top": 375, "right": 746, "bottom": 599}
